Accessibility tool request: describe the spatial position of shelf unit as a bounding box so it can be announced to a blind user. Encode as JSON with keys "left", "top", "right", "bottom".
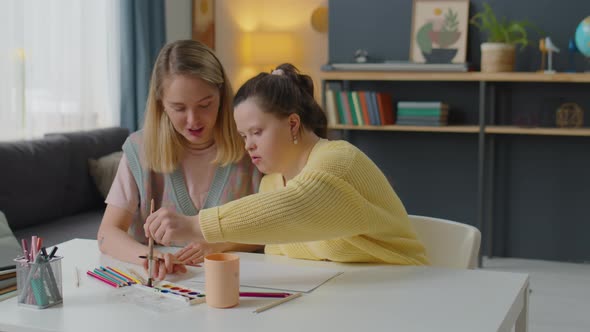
{"left": 329, "top": 125, "right": 590, "bottom": 136}
{"left": 321, "top": 71, "right": 590, "bottom": 262}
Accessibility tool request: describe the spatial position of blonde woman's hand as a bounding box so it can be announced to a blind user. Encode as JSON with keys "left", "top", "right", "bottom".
{"left": 144, "top": 207, "right": 204, "bottom": 246}
{"left": 142, "top": 252, "right": 187, "bottom": 281}
{"left": 174, "top": 241, "right": 229, "bottom": 265}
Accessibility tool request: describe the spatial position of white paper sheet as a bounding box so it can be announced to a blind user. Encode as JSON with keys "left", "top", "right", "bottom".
{"left": 181, "top": 260, "right": 342, "bottom": 293}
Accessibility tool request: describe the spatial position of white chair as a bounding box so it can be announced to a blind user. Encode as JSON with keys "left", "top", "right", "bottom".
{"left": 409, "top": 215, "right": 481, "bottom": 269}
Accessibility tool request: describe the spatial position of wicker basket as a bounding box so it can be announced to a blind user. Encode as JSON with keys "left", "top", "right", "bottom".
{"left": 480, "top": 43, "right": 516, "bottom": 72}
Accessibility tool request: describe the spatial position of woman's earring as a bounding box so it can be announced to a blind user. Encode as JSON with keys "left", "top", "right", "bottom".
{"left": 293, "top": 136, "right": 298, "bottom": 145}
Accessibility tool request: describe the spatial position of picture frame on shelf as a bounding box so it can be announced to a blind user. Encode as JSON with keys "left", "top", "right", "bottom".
{"left": 192, "top": 0, "right": 215, "bottom": 50}
{"left": 410, "top": 0, "right": 470, "bottom": 64}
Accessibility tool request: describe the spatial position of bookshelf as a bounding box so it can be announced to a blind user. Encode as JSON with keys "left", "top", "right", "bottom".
{"left": 321, "top": 71, "right": 590, "bottom": 83}
{"left": 330, "top": 124, "right": 479, "bottom": 133}
{"left": 330, "top": 124, "right": 590, "bottom": 136}
{"left": 321, "top": 71, "right": 590, "bottom": 260}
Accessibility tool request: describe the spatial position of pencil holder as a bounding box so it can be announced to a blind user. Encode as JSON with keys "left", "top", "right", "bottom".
{"left": 14, "top": 255, "right": 63, "bottom": 309}
{"left": 204, "top": 253, "right": 240, "bottom": 308}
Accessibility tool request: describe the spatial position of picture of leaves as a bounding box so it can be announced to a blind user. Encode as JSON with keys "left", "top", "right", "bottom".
{"left": 410, "top": 0, "right": 470, "bottom": 64}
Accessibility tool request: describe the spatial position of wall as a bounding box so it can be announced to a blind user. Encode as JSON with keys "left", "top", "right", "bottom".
{"left": 329, "top": 0, "right": 589, "bottom": 71}
{"left": 165, "top": 0, "right": 192, "bottom": 42}
{"left": 215, "top": 0, "right": 328, "bottom": 99}
{"left": 329, "top": 0, "right": 590, "bottom": 262}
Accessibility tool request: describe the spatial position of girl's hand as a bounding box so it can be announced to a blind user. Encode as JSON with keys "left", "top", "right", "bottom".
{"left": 144, "top": 207, "right": 203, "bottom": 246}
{"left": 175, "top": 241, "right": 229, "bottom": 264}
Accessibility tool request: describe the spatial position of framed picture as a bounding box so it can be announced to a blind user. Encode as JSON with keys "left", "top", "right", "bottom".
{"left": 410, "top": 0, "right": 470, "bottom": 64}
{"left": 192, "top": 0, "right": 215, "bottom": 50}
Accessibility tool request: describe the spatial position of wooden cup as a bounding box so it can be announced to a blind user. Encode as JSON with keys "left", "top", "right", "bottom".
{"left": 204, "top": 253, "right": 240, "bottom": 308}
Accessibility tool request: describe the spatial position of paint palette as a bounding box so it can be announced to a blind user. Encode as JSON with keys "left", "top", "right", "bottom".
{"left": 155, "top": 283, "right": 204, "bottom": 300}
{"left": 132, "top": 282, "right": 206, "bottom": 305}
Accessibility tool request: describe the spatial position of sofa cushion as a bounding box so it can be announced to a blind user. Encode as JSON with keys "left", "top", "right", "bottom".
{"left": 0, "top": 211, "right": 22, "bottom": 268}
{"left": 45, "top": 127, "right": 129, "bottom": 217}
{"left": 0, "top": 135, "right": 71, "bottom": 230}
{"left": 88, "top": 151, "right": 123, "bottom": 199}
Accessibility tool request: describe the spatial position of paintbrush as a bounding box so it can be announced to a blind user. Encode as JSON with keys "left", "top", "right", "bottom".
{"left": 147, "top": 199, "right": 155, "bottom": 287}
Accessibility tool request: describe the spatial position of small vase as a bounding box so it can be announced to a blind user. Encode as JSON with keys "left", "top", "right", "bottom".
{"left": 480, "top": 43, "right": 516, "bottom": 72}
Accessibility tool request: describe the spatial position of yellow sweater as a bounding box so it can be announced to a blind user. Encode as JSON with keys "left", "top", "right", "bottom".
{"left": 199, "top": 139, "right": 429, "bottom": 265}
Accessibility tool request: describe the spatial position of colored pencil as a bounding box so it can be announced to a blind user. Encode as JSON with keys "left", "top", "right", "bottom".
{"left": 240, "top": 292, "right": 291, "bottom": 298}
{"left": 105, "top": 267, "right": 135, "bottom": 284}
{"left": 108, "top": 267, "right": 141, "bottom": 285}
{"left": 98, "top": 266, "right": 132, "bottom": 285}
{"left": 93, "top": 269, "right": 127, "bottom": 287}
{"left": 253, "top": 292, "right": 302, "bottom": 314}
{"left": 86, "top": 270, "right": 119, "bottom": 288}
{"left": 74, "top": 267, "right": 79, "bottom": 288}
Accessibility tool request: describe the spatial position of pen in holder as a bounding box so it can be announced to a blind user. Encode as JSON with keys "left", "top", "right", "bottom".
{"left": 14, "top": 254, "right": 63, "bottom": 309}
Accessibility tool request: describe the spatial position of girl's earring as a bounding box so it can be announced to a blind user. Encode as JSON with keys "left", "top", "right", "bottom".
{"left": 293, "top": 136, "right": 299, "bottom": 145}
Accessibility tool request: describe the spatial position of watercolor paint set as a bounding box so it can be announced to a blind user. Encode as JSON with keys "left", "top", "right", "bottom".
{"left": 133, "top": 282, "right": 205, "bottom": 305}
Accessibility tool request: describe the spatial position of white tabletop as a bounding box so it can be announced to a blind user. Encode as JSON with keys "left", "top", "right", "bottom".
{"left": 0, "top": 239, "right": 529, "bottom": 332}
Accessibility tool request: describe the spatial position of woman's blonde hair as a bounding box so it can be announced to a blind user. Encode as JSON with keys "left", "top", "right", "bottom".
{"left": 143, "top": 40, "right": 244, "bottom": 173}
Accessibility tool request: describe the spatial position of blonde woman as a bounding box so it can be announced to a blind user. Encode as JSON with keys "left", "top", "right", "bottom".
{"left": 146, "top": 64, "right": 429, "bottom": 267}
{"left": 98, "top": 40, "right": 262, "bottom": 279}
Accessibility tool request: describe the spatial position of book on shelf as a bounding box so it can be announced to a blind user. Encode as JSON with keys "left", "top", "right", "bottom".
{"left": 397, "top": 119, "right": 448, "bottom": 126}
{"left": 397, "top": 101, "right": 449, "bottom": 109}
{"left": 367, "top": 92, "right": 381, "bottom": 125}
{"left": 0, "top": 284, "right": 17, "bottom": 302}
{"left": 397, "top": 115, "right": 448, "bottom": 122}
{"left": 322, "top": 62, "right": 470, "bottom": 72}
{"left": 347, "top": 91, "right": 362, "bottom": 125}
{"left": 324, "top": 84, "right": 395, "bottom": 126}
{"left": 0, "top": 275, "right": 16, "bottom": 289}
{"left": 324, "top": 89, "right": 338, "bottom": 126}
{"left": 357, "top": 92, "right": 371, "bottom": 125}
{"left": 398, "top": 109, "right": 449, "bottom": 117}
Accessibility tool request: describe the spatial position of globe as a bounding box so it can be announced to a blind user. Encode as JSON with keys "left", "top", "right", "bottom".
{"left": 575, "top": 16, "right": 590, "bottom": 57}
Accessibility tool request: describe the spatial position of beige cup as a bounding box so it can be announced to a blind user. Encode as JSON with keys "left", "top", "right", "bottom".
{"left": 204, "top": 253, "right": 240, "bottom": 308}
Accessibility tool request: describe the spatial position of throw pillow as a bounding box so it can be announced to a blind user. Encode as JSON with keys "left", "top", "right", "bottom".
{"left": 0, "top": 211, "right": 22, "bottom": 269}
{"left": 88, "top": 151, "right": 123, "bottom": 199}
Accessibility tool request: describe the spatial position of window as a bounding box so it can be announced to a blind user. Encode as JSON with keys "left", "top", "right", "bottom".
{"left": 0, "top": 0, "right": 120, "bottom": 141}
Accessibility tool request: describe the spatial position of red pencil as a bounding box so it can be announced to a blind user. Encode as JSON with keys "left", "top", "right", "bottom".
{"left": 239, "top": 292, "right": 291, "bottom": 298}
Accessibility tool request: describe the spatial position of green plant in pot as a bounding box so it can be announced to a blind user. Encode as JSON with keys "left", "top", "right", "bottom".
{"left": 470, "top": 3, "right": 537, "bottom": 72}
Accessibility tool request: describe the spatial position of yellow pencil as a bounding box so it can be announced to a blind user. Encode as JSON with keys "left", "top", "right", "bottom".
{"left": 109, "top": 267, "right": 141, "bottom": 285}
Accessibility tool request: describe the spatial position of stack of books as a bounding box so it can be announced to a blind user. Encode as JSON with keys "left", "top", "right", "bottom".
{"left": 0, "top": 213, "right": 22, "bottom": 302}
{"left": 0, "top": 266, "right": 16, "bottom": 301}
{"left": 396, "top": 102, "right": 449, "bottom": 126}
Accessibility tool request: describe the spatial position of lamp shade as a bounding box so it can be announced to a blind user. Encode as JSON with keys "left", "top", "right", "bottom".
{"left": 240, "top": 32, "right": 298, "bottom": 66}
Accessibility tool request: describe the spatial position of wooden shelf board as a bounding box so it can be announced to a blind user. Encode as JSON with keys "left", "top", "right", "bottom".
{"left": 321, "top": 71, "right": 590, "bottom": 83}
{"left": 329, "top": 124, "right": 480, "bottom": 133}
{"left": 485, "top": 126, "right": 590, "bottom": 136}
{"left": 329, "top": 125, "right": 590, "bottom": 136}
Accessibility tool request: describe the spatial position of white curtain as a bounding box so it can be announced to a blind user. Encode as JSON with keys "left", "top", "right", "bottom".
{"left": 0, "top": 0, "right": 120, "bottom": 141}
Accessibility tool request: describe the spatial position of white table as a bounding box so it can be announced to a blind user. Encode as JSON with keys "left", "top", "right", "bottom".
{"left": 0, "top": 239, "right": 528, "bottom": 332}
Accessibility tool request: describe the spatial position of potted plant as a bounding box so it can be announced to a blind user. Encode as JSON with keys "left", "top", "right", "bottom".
{"left": 470, "top": 3, "right": 537, "bottom": 72}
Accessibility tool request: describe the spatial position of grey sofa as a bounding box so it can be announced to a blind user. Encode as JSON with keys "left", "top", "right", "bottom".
{"left": 0, "top": 127, "right": 129, "bottom": 246}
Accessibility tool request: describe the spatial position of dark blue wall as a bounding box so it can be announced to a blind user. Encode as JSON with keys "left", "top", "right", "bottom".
{"left": 328, "top": 0, "right": 590, "bottom": 262}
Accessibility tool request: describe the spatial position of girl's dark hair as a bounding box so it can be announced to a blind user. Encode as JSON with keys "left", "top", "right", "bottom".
{"left": 233, "top": 63, "right": 327, "bottom": 138}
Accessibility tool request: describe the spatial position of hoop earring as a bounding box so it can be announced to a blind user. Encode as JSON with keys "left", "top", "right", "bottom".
{"left": 293, "top": 136, "right": 299, "bottom": 145}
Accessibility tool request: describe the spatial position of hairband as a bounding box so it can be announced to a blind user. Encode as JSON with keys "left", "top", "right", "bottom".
{"left": 271, "top": 69, "right": 285, "bottom": 76}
